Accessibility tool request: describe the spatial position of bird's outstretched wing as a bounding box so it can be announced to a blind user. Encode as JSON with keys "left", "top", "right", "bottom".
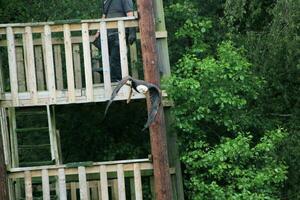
{"left": 104, "top": 76, "right": 133, "bottom": 116}
{"left": 143, "top": 84, "right": 162, "bottom": 130}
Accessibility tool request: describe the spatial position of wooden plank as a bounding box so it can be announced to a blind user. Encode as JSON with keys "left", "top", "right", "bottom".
{"left": 8, "top": 108, "right": 19, "bottom": 167}
{"left": 134, "top": 163, "right": 143, "bottom": 200}
{"left": 24, "top": 171, "right": 33, "bottom": 200}
{"left": 72, "top": 44, "right": 82, "bottom": 89}
{"left": 117, "top": 164, "right": 126, "bottom": 200}
{"left": 47, "top": 105, "right": 55, "bottom": 161}
{"left": 91, "top": 186, "right": 98, "bottom": 200}
{"left": 130, "top": 178, "right": 136, "bottom": 200}
{"left": 42, "top": 25, "right": 56, "bottom": 103}
{"left": 137, "top": 1, "right": 173, "bottom": 199}
{"left": 78, "top": 166, "right": 89, "bottom": 200}
{"left": 6, "top": 27, "right": 19, "bottom": 106}
{"left": 24, "top": 26, "right": 38, "bottom": 104}
{"left": 100, "top": 165, "right": 109, "bottom": 200}
{"left": 53, "top": 45, "right": 64, "bottom": 90}
{"left": 0, "top": 20, "right": 139, "bottom": 35}
{"left": 91, "top": 45, "right": 101, "bottom": 84}
{"left": 0, "top": 30, "right": 167, "bottom": 47}
{"left": 111, "top": 179, "right": 118, "bottom": 200}
{"left": 58, "top": 168, "right": 67, "bottom": 200}
{"left": 9, "top": 159, "right": 151, "bottom": 173}
{"left": 81, "top": 23, "right": 93, "bottom": 101}
{"left": 34, "top": 46, "right": 46, "bottom": 90}
{"left": 16, "top": 47, "right": 26, "bottom": 92}
{"left": 42, "top": 169, "right": 51, "bottom": 200}
{"left": 129, "top": 43, "right": 139, "bottom": 79}
{"left": 0, "top": 109, "right": 9, "bottom": 200}
{"left": 0, "top": 109, "right": 11, "bottom": 167}
{"left": 64, "top": 24, "right": 75, "bottom": 102}
{"left": 118, "top": 20, "right": 129, "bottom": 78}
{"left": 100, "top": 22, "right": 112, "bottom": 98}
{"left": 70, "top": 182, "right": 77, "bottom": 200}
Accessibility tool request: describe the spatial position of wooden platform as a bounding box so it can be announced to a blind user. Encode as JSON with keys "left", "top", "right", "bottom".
{"left": 8, "top": 159, "right": 154, "bottom": 200}
{"left": 0, "top": 17, "right": 167, "bottom": 108}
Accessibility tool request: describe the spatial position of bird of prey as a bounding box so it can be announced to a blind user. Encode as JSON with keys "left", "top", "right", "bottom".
{"left": 104, "top": 76, "right": 162, "bottom": 130}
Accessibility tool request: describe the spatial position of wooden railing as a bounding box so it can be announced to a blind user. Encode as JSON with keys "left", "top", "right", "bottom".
{"left": 8, "top": 159, "right": 153, "bottom": 200}
{"left": 0, "top": 17, "right": 147, "bottom": 107}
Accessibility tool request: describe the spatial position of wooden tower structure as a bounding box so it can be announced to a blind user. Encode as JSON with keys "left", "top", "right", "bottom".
{"left": 0, "top": 0, "right": 184, "bottom": 199}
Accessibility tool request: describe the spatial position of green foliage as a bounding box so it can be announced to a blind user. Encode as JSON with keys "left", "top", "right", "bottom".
{"left": 167, "top": 42, "right": 263, "bottom": 133}
{"left": 183, "top": 130, "right": 287, "bottom": 200}
{"left": 165, "top": 40, "right": 287, "bottom": 199}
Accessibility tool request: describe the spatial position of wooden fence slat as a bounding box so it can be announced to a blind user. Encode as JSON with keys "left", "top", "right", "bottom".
{"left": 16, "top": 47, "right": 26, "bottom": 92}
{"left": 78, "top": 166, "right": 89, "bottom": 200}
{"left": 91, "top": 45, "right": 101, "bottom": 84}
{"left": 118, "top": 20, "right": 129, "bottom": 78}
{"left": 6, "top": 27, "right": 19, "bottom": 106}
{"left": 53, "top": 45, "right": 63, "bottom": 90}
{"left": 81, "top": 23, "right": 93, "bottom": 101}
{"left": 42, "top": 169, "right": 51, "bottom": 200}
{"left": 24, "top": 171, "right": 33, "bottom": 200}
{"left": 72, "top": 44, "right": 82, "bottom": 89}
{"left": 58, "top": 168, "right": 67, "bottom": 200}
{"left": 42, "top": 25, "right": 56, "bottom": 103}
{"left": 34, "top": 46, "right": 46, "bottom": 90}
{"left": 134, "top": 163, "right": 143, "bottom": 200}
{"left": 117, "top": 164, "right": 126, "bottom": 200}
{"left": 100, "top": 22, "right": 112, "bottom": 98}
{"left": 64, "top": 24, "right": 76, "bottom": 102}
{"left": 70, "top": 182, "right": 77, "bottom": 200}
{"left": 129, "top": 43, "right": 139, "bottom": 79}
{"left": 100, "top": 165, "right": 109, "bottom": 200}
{"left": 24, "top": 26, "right": 38, "bottom": 104}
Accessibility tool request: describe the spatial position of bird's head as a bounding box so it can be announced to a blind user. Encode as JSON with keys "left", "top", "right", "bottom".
{"left": 125, "top": 79, "right": 132, "bottom": 86}
{"left": 136, "top": 85, "right": 149, "bottom": 94}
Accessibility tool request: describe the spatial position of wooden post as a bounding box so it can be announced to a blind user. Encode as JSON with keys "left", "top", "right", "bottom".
{"left": 137, "top": 1, "right": 173, "bottom": 200}
{"left": 0, "top": 125, "right": 9, "bottom": 200}
{"left": 153, "top": 0, "right": 185, "bottom": 199}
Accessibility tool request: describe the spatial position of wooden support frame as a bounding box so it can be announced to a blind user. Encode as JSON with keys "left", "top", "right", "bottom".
{"left": 137, "top": 0, "right": 173, "bottom": 199}
{"left": 153, "top": 0, "right": 185, "bottom": 199}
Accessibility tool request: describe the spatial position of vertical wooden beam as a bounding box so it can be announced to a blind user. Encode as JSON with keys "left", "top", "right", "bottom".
{"left": 118, "top": 20, "right": 129, "bottom": 78}
{"left": 134, "top": 163, "right": 143, "bottom": 200}
{"left": 73, "top": 44, "right": 83, "bottom": 89}
{"left": 137, "top": 1, "right": 173, "bottom": 200}
{"left": 16, "top": 47, "right": 26, "bottom": 92}
{"left": 58, "top": 168, "right": 67, "bottom": 200}
{"left": 53, "top": 45, "right": 64, "bottom": 90}
{"left": 153, "top": 1, "right": 185, "bottom": 199}
{"left": 100, "top": 165, "right": 109, "bottom": 200}
{"left": 35, "top": 46, "right": 46, "bottom": 91}
{"left": 24, "top": 26, "right": 38, "bottom": 104}
{"left": 91, "top": 45, "right": 101, "bottom": 84}
{"left": 70, "top": 182, "right": 77, "bottom": 200}
{"left": 25, "top": 171, "right": 33, "bottom": 200}
{"left": 64, "top": 24, "right": 75, "bottom": 102}
{"left": 153, "top": 0, "right": 171, "bottom": 76}
{"left": 42, "top": 169, "right": 51, "bottom": 200}
{"left": 8, "top": 108, "right": 18, "bottom": 167}
{"left": 78, "top": 166, "right": 89, "bottom": 200}
{"left": 82, "top": 23, "right": 93, "bottom": 101}
{"left": 0, "top": 112, "right": 9, "bottom": 200}
{"left": 6, "top": 27, "right": 19, "bottom": 106}
{"left": 117, "top": 164, "right": 126, "bottom": 200}
{"left": 42, "top": 25, "right": 56, "bottom": 104}
{"left": 100, "top": 22, "right": 112, "bottom": 98}
{"left": 129, "top": 43, "right": 139, "bottom": 79}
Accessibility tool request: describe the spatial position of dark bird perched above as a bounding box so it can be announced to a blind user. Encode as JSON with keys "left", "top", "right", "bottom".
{"left": 104, "top": 76, "right": 162, "bottom": 130}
